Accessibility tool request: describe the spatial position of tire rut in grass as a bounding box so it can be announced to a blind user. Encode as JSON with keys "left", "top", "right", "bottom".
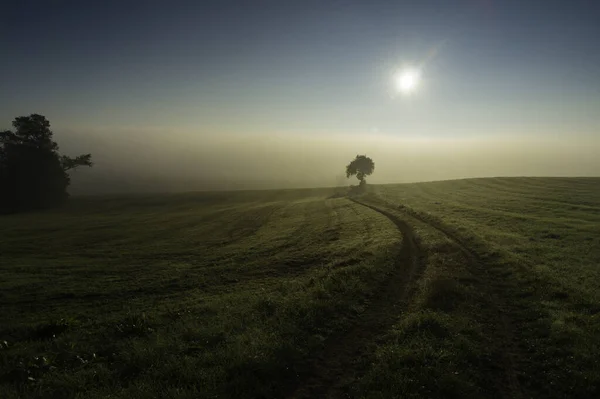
{"left": 389, "top": 201, "right": 524, "bottom": 399}
{"left": 287, "top": 199, "right": 425, "bottom": 399}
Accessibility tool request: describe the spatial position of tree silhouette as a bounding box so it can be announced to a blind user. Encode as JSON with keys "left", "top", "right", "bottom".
{"left": 0, "top": 114, "right": 92, "bottom": 213}
{"left": 346, "top": 155, "right": 374, "bottom": 186}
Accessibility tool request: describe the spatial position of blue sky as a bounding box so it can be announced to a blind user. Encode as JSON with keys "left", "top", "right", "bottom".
{"left": 1, "top": 0, "right": 599, "bottom": 190}
{"left": 2, "top": 0, "right": 599, "bottom": 134}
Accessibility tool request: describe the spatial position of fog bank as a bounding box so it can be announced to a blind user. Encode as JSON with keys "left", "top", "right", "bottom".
{"left": 56, "top": 128, "right": 600, "bottom": 195}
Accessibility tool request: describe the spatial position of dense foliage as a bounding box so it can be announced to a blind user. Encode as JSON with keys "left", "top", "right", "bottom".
{"left": 346, "top": 154, "right": 375, "bottom": 186}
{"left": 0, "top": 114, "right": 92, "bottom": 213}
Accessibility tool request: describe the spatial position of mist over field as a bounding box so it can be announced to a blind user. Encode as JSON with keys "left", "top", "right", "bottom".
{"left": 57, "top": 128, "right": 600, "bottom": 194}
{"left": 3, "top": 0, "right": 600, "bottom": 396}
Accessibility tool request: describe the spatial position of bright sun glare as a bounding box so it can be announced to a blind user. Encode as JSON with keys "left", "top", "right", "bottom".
{"left": 394, "top": 67, "right": 421, "bottom": 95}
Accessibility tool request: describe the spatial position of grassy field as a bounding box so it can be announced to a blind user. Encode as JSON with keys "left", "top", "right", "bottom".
{"left": 1, "top": 178, "right": 599, "bottom": 398}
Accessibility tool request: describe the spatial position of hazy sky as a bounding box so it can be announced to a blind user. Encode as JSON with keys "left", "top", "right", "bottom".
{"left": 2, "top": 0, "right": 599, "bottom": 192}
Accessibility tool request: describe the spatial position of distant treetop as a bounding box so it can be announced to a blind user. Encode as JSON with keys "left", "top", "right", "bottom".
{"left": 346, "top": 155, "right": 374, "bottom": 186}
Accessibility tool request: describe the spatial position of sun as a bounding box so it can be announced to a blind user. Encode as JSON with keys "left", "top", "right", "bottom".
{"left": 394, "top": 67, "right": 421, "bottom": 95}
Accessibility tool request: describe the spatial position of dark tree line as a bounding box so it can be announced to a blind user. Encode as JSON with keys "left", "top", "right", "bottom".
{"left": 0, "top": 114, "right": 92, "bottom": 213}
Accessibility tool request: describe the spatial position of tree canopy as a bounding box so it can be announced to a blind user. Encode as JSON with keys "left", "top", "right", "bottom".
{"left": 0, "top": 114, "right": 92, "bottom": 213}
{"left": 346, "top": 155, "right": 375, "bottom": 186}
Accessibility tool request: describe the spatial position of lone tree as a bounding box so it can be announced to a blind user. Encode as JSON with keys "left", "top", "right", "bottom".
{"left": 0, "top": 114, "right": 92, "bottom": 213}
{"left": 346, "top": 154, "right": 375, "bottom": 186}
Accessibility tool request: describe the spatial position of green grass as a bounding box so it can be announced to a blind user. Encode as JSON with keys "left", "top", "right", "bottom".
{"left": 1, "top": 178, "right": 600, "bottom": 398}
{"left": 0, "top": 188, "right": 400, "bottom": 398}
{"left": 360, "top": 177, "right": 600, "bottom": 398}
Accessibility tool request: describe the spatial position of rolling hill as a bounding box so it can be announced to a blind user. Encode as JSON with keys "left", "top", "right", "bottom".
{"left": 1, "top": 177, "right": 599, "bottom": 398}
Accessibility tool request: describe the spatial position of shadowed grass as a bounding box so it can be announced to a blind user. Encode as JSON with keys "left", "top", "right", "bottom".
{"left": 358, "top": 177, "right": 600, "bottom": 398}
{"left": 2, "top": 178, "right": 600, "bottom": 398}
{"left": 0, "top": 188, "right": 401, "bottom": 398}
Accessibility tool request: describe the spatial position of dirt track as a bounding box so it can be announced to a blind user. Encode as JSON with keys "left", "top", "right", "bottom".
{"left": 287, "top": 198, "right": 426, "bottom": 398}
{"left": 288, "top": 197, "right": 525, "bottom": 399}
{"left": 391, "top": 201, "right": 524, "bottom": 399}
